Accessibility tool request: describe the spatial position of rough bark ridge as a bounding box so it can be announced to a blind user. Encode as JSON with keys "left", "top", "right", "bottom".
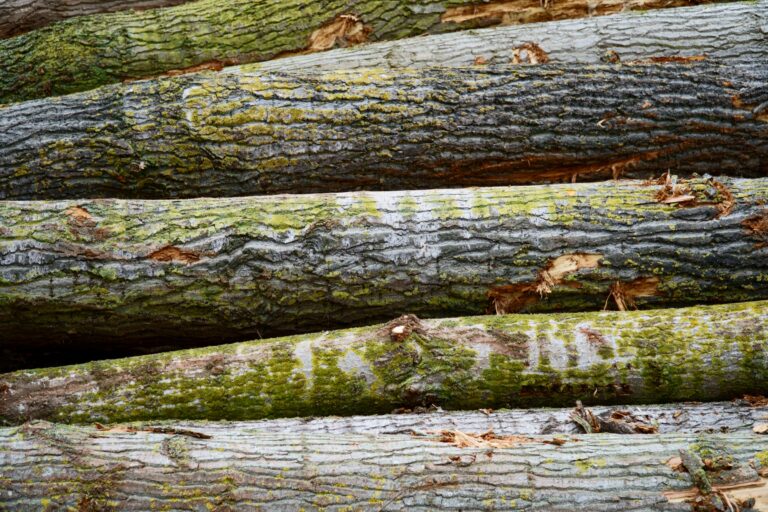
{"left": 2, "top": 423, "right": 768, "bottom": 511}
{"left": 1, "top": 179, "right": 767, "bottom": 349}
{"left": 2, "top": 301, "right": 767, "bottom": 424}
{"left": 201, "top": 401, "right": 768, "bottom": 436}
{"left": 253, "top": 1, "right": 768, "bottom": 73}
{"left": 0, "top": 0, "right": 192, "bottom": 39}
{"left": 1, "top": 62, "right": 766, "bottom": 200}
{"left": 0, "top": 0, "right": 729, "bottom": 103}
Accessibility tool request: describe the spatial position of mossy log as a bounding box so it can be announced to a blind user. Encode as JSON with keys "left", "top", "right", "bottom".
{"left": 258, "top": 1, "right": 768, "bottom": 73}
{"left": 2, "top": 301, "right": 768, "bottom": 424}
{"left": 2, "top": 424, "right": 768, "bottom": 512}
{"left": 0, "top": 0, "right": 730, "bottom": 103}
{"left": 0, "top": 0, "right": 192, "bottom": 39}
{"left": 2, "top": 62, "right": 766, "bottom": 199}
{"left": 175, "top": 400, "right": 768, "bottom": 436}
{"left": 2, "top": 179, "right": 768, "bottom": 354}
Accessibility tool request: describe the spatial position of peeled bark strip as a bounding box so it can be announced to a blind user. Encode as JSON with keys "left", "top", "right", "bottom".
{"left": 253, "top": 1, "right": 768, "bottom": 73}
{"left": 2, "top": 63, "right": 766, "bottom": 200}
{"left": 1, "top": 179, "right": 768, "bottom": 351}
{"left": 2, "top": 424, "right": 768, "bottom": 511}
{"left": 0, "top": 0, "right": 192, "bottom": 39}
{"left": 0, "top": 0, "right": 730, "bottom": 103}
{"left": 2, "top": 301, "right": 767, "bottom": 424}
{"left": 180, "top": 401, "right": 768, "bottom": 436}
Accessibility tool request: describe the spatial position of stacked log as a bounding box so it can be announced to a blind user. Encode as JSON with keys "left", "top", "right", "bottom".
{"left": 1, "top": 1, "right": 767, "bottom": 510}
{"left": 0, "top": 0, "right": 737, "bottom": 102}
{"left": 1, "top": 62, "right": 766, "bottom": 199}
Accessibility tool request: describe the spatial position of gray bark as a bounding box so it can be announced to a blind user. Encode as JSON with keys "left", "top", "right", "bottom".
{"left": 184, "top": 401, "right": 768, "bottom": 436}
{"left": 1, "top": 62, "right": 766, "bottom": 200}
{"left": 0, "top": 179, "right": 767, "bottom": 353}
{"left": 1, "top": 422, "right": 767, "bottom": 511}
{"left": 2, "top": 301, "right": 767, "bottom": 424}
{"left": 0, "top": 0, "right": 191, "bottom": 38}
{"left": 252, "top": 1, "right": 768, "bottom": 73}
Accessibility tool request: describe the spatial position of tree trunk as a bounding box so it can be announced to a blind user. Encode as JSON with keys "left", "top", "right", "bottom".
{"left": 0, "top": 0, "right": 192, "bottom": 39}
{"left": 0, "top": 178, "right": 767, "bottom": 352}
{"left": 2, "top": 300, "right": 767, "bottom": 423}
{"left": 0, "top": 0, "right": 731, "bottom": 103}
{"left": 1, "top": 63, "right": 765, "bottom": 200}
{"left": 176, "top": 401, "right": 768, "bottom": 436}
{"left": 257, "top": 1, "right": 768, "bottom": 73}
{"left": 2, "top": 422, "right": 767, "bottom": 511}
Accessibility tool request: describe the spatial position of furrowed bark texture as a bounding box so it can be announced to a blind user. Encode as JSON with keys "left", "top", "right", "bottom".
{"left": 2, "top": 424, "right": 768, "bottom": 511}
{"left": 253, "top": 1, "right": 768, "bottom": 73}
{"left": 0, "top": 0, "right": 192, "bottom": 39}
{"left": 1, "top": 63, "right": 766, "bottom": 200}
{"left": 1, "top": 179, "right": 768, "bottom": 352}
{"left": 2, "top": 301, "right": 767, "bottom": 424}
{"left": 175, "top": 401, "right": 768, "bottom": 436}
{"left": 0, "top": 0, "right": 729, "bottom": 103}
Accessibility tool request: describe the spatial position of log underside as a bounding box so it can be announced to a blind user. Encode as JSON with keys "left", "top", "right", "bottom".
{"left": 2, "top": 422, "right": 768, "bottom": 511}
{"left": 1, "top": 62, "right": 767, "bottom": 200}
{"left": 0, "top": 0, "right": 731, "bottom": 102}
{"left": 1, "top": 179, "right": 767, "bottom": 352}
{"left": 253, "top": 1, "right": 768, "bottom": 73}
{"left": 2, "top": 301, "right": 767, "bottom": 424}
{"left": 0, "top": 0, "right": 192, "bottom": 39}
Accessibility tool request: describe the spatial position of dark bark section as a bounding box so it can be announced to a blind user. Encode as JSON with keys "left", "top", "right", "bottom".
{"left": 0, "top": 62, "right": 766, "bottom": 200}
{"left": 1, "top": 423, "right": 767, "bottom": 510}
{"left": 0, "top": 0, "right": 191, "bottom": 39}
{"left": 1, "top": 301, "right": 767, "bottom": 423}
{"left": 0, "top": 179, "right": 767, "bottom": 355}
{"left": 0, "top": 0, "right": 729, "bottom": 103}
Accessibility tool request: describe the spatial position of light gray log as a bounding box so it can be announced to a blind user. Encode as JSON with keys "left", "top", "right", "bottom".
{"left": 178, "top": 401, "right": 768, "bottom": 436}
{"left": 250, "top": 1, "right": 768, "bottom": 73}
{"left": 2, "top": 422, "right": 768, "bottom": 510}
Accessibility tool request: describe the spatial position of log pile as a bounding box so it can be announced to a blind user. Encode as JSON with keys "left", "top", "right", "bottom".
{"left": 1, "top": 0, "right": 767, "bottom": 510}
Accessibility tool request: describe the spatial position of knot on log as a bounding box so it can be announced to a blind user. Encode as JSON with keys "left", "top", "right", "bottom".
{"left": 386, "top": 314, "right": 425, "bottom": 342}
